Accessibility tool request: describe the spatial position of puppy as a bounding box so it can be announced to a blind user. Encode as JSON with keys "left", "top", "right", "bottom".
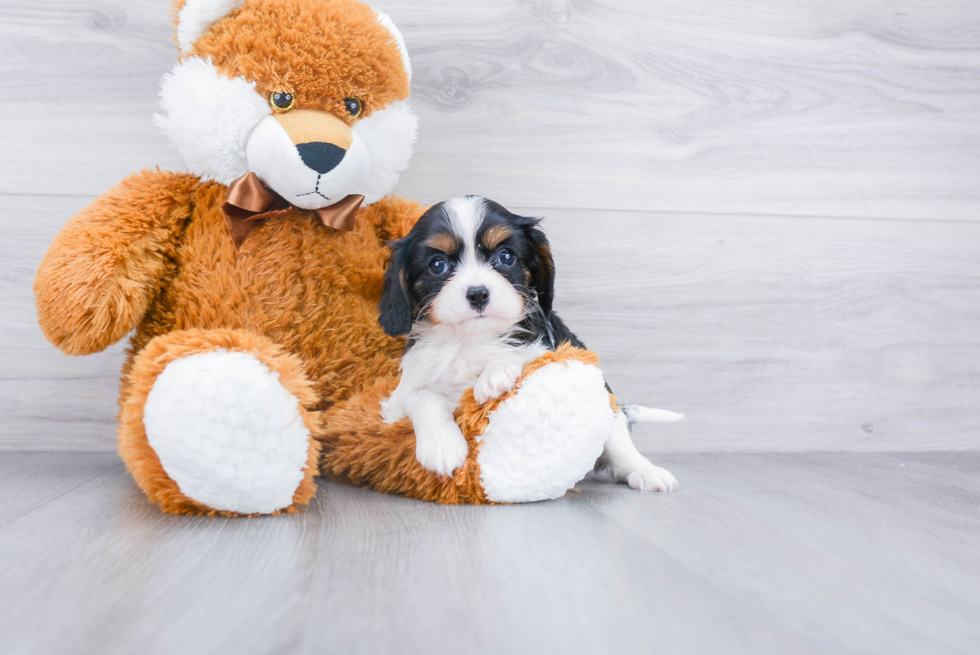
{"left": 378, "top": 196, "right": 680, "bottom": 491}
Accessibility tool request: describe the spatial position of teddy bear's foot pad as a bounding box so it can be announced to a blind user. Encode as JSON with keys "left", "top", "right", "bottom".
{"left": 477, "top": 359, "right": 613, "bottom": 502}
{"left": 143, "top": 349, "right": 311, "bottom": 514}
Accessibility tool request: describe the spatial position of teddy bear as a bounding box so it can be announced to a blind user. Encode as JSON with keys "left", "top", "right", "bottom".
{"left": 33, "top": 0, "right": 624, "bottom": 516}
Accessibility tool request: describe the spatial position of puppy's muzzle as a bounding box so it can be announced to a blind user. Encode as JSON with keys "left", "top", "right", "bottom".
{"left": 275, "top": 109, "right": 353, "bottom": 175}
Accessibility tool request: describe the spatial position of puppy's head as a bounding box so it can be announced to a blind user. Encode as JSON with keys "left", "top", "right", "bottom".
{"left": 379, "top": 196, "right": 555, "bottom": 337}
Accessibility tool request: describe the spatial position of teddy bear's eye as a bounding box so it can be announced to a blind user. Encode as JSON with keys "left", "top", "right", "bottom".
{"left": 270, "top": 92, "right": 295, "bottom": 112}
{"left": 344, "top": 97, "right": 363, "bottom": 117}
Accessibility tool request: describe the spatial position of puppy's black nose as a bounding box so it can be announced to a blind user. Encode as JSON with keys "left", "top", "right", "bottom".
{"left": 466, "top": 286, "right": 490, "bottom": 311}
{"left": 295, "top": 142, "right": 346, "bottom": 174}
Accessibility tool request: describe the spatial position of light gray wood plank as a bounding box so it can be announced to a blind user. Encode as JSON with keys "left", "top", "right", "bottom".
{"left": 6, "top": 194, "right": 978, "bottom": 451}
{"left": 0, "top": 0, "right": 978, "bottom": 219}
{"left": 0, "top": 451, "right": 119, "bottom": 527}
{"left": 0, "top": 194, "right": 125, "bottom": 449}
{"left": 535, "top": 206, "right": 980, "bottom": 452}
{"left": 0, "top": 452, "right": 977, "bottom": 655}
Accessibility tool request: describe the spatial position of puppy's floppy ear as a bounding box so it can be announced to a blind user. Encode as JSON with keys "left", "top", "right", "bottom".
{"left": 378, "top": 238, "right": 414, "bottom": 336}
{"left": 517, "top": 216, "right": 555, "bottom": 315}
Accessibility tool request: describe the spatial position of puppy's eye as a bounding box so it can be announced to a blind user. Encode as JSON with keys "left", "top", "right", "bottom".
{"left": 344, "top": 97, "right": 363, "bottom": 117}
{"left": 496, "top": 248, "right": 516, "bottom": 267}
{"left": 270, "top": 92, "right": 295, "bottom": 112}
{"left": 429, "top": 256, "right": 449, "bottom": 275}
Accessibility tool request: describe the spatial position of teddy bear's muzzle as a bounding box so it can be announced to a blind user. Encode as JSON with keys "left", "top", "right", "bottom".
{"left": 245, "top": 110, "right": 370, "bottom": 212}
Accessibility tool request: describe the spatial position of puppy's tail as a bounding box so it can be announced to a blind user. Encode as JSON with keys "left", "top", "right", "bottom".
{"left": 621, "top": 404, "right": 684, "bottom": 425}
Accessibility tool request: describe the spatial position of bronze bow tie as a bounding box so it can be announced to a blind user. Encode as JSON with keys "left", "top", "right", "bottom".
{"left": 221, "top": 171, "right": 364, "bottom": 249}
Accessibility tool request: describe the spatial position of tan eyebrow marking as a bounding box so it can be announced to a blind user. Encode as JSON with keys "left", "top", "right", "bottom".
{"left": 481, "top": 224, "right": 513, "bottom": 250}
{"left": 424, "top": 232, "right": 459, "bottom": 253}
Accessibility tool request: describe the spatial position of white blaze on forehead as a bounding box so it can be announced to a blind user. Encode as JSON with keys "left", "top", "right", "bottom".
{"left": 444, "top": 195, "right": 486, "bottom": 266}
{"left": 430, "top": 196, "right": 524, "bottom": 333}
{"left": 177, "top": 0, "right": 245, "bottom": 54}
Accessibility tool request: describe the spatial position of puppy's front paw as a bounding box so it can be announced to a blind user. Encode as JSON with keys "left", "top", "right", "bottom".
{"left": 474, "top": 361, "right": 524, "bottom": 404}
{"left": 415, "top": 422, "right": 469, "bottom": 476}
{"left": 627, "top": 463, "right": 679, "bottom": 492}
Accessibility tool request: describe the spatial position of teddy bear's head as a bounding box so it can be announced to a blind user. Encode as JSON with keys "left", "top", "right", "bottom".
{"left": 154, "top": 0, "right": 416, "bottom": 208}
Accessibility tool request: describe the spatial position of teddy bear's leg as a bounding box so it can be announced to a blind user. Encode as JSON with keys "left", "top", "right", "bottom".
{"left": 459, "top": 345, "right": 615, "bottom": 503}
{"left": 318, "top": 344, "right": 615, "bottom": 504}
{"left": 317, "top": 376, "right": 491, "bottom": 504}
{"left": 118, "top": 329, "right": 320, "bottom": 516}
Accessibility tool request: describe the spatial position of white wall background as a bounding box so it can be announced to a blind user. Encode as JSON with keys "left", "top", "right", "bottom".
{"left": 1, "top": 0, "right": 978, "bottom": 452}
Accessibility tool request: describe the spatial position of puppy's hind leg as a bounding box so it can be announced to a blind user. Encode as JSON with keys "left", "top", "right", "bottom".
{"left": 593, "top": 411, "right": 678, "bottom": 492}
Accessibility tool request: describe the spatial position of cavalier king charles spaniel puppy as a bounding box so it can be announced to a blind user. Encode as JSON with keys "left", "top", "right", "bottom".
{"left": 378, "top": 196, "right": 680, "bottom": 491}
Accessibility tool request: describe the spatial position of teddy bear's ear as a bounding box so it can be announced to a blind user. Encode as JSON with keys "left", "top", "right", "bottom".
{"left": 176, "top": 0, "right": 245, "bottom": 54}
{"left": 374, "top": 9, "right": 412, "bottom": 81}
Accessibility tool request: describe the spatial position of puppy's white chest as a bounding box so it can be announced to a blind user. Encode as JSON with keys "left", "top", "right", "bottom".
{"left": 421, "top": 339, "right": 507, "bottom": 398}
{"left": 381, "top": 332, "right": 547, "bottom": 425}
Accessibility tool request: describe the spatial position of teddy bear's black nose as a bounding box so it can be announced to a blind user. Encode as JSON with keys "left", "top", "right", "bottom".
{"left": 296, "top": 142, "right": 346, "bottom": 174}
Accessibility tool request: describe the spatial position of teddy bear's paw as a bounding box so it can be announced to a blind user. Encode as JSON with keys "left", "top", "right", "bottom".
{"left": 143, "top": 349, "right": 312, "bottom": 514}
{"left": 415, "top": 420, "right": 469, "bottom": 476}
{"left": 626, "top": 463, "right": 679, "bottom": 493}
{"left": 473, "top": 360, "right": 524, "bottom": 404}
{"left": 477, "top": 359, "right": 613, "bottom": 502}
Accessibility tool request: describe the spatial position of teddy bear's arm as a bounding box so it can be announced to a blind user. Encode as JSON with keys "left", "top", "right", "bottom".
{"left": 34, "top": 170, "right": 200, "bottom": 356}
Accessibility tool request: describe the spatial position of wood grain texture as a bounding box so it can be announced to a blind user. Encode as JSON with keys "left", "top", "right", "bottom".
{"left": 538, "top": 206, "right": 980, "bottom": 452}
{"left": 0, "top": 451, "right": 978, "bottom": 654}
{"left": 0, "top": 0, "right": 977, "bottom": 218}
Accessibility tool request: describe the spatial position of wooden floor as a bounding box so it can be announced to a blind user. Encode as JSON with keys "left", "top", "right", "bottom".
{"left": 1, "top": 450, "right": 978, "bottom": 655}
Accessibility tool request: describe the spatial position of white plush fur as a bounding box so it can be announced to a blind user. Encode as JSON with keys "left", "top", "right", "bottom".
{"left": 246, "top": 115, "right": 371, "bottom": 210}
{"left": 478, "top": 360, "right": 613, "bottom": 502}
{"left": 375, "top": 10, "right": 412, "bottom": 81}
{"left": 352, "top": 100, "right": 418, "bottom": 204}
{"left": 154, "top": 56, "right": 271, "bottom": 185}
{"left": 154, "top": 57, "right": 417, "bottom": 205}
{"left": 142, "top": 350, "right": 312, "bottom": 514}
{"left": 177, "top": 0, "right": 245, "bottom": 54}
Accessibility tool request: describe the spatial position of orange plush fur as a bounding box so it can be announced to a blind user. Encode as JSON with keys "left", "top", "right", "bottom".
{"left": 35, "top": 0, "right": 609, "bottom": 515}
{"left": 35, "top": 0, "right": 425, "bottom": 515}
{"left": 318, "top": 343, "right": 613, "bottom": 505}
{"left": 119, "top": 328, "right": 322, "bottom": 516}
{"left": 181, "top": 0, "right": 409, "bottom": 124}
